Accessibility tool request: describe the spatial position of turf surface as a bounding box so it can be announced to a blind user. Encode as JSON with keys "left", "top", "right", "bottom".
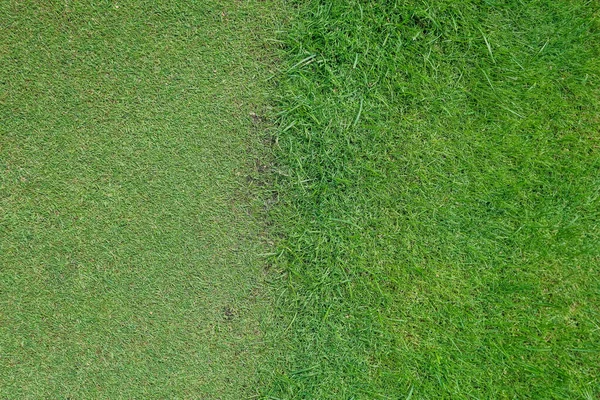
{"left": 0, "top": 1, "right": 281, "bottom": 398}
{"left": 2, "top": 1, "right": 600, "bottom": 398}
{"left": 266, "top": 0, "right": 600, "bottom": 398}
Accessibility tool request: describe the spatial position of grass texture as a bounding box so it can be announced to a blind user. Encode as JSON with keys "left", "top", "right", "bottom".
{"left": 0, "top": 1, "right": 281, "bottom": 398}
{"left": 266, "top": 0, "right": 600, "bottom": 398}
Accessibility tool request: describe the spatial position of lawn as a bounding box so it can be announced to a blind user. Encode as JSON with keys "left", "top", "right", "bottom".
{"left": 265, "top": 0, "right": 600, "bottom": 398}
{"left": 0, "top": 1, "right": 281, "bottom": 398}
{"left": 2, "top": 0, "right": 599, "bottom": 399}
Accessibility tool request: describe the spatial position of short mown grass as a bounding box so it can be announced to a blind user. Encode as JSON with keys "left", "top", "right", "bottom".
{"left": 266, "top": 1, "right": 600, "bottom": 398}
{"left": 0, "top": 1, "right": 282, "bottom": 398}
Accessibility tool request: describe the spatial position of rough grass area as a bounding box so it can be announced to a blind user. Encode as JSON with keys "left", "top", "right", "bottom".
{"left": 0, "top": 1, "right": 281, "bottom": 398}
{"left": 266, "top": 1, "right": 600, "bottom": 398}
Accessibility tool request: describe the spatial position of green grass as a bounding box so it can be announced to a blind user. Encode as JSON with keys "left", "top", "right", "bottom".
{"left": 2, "top": 1, "right": 600, "bottom": 398}
{"left": 0, "top": 1, "right": 282, "bottom": 398}
{"left": 266, "top": 0, "right": 600, "bottom": 398}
